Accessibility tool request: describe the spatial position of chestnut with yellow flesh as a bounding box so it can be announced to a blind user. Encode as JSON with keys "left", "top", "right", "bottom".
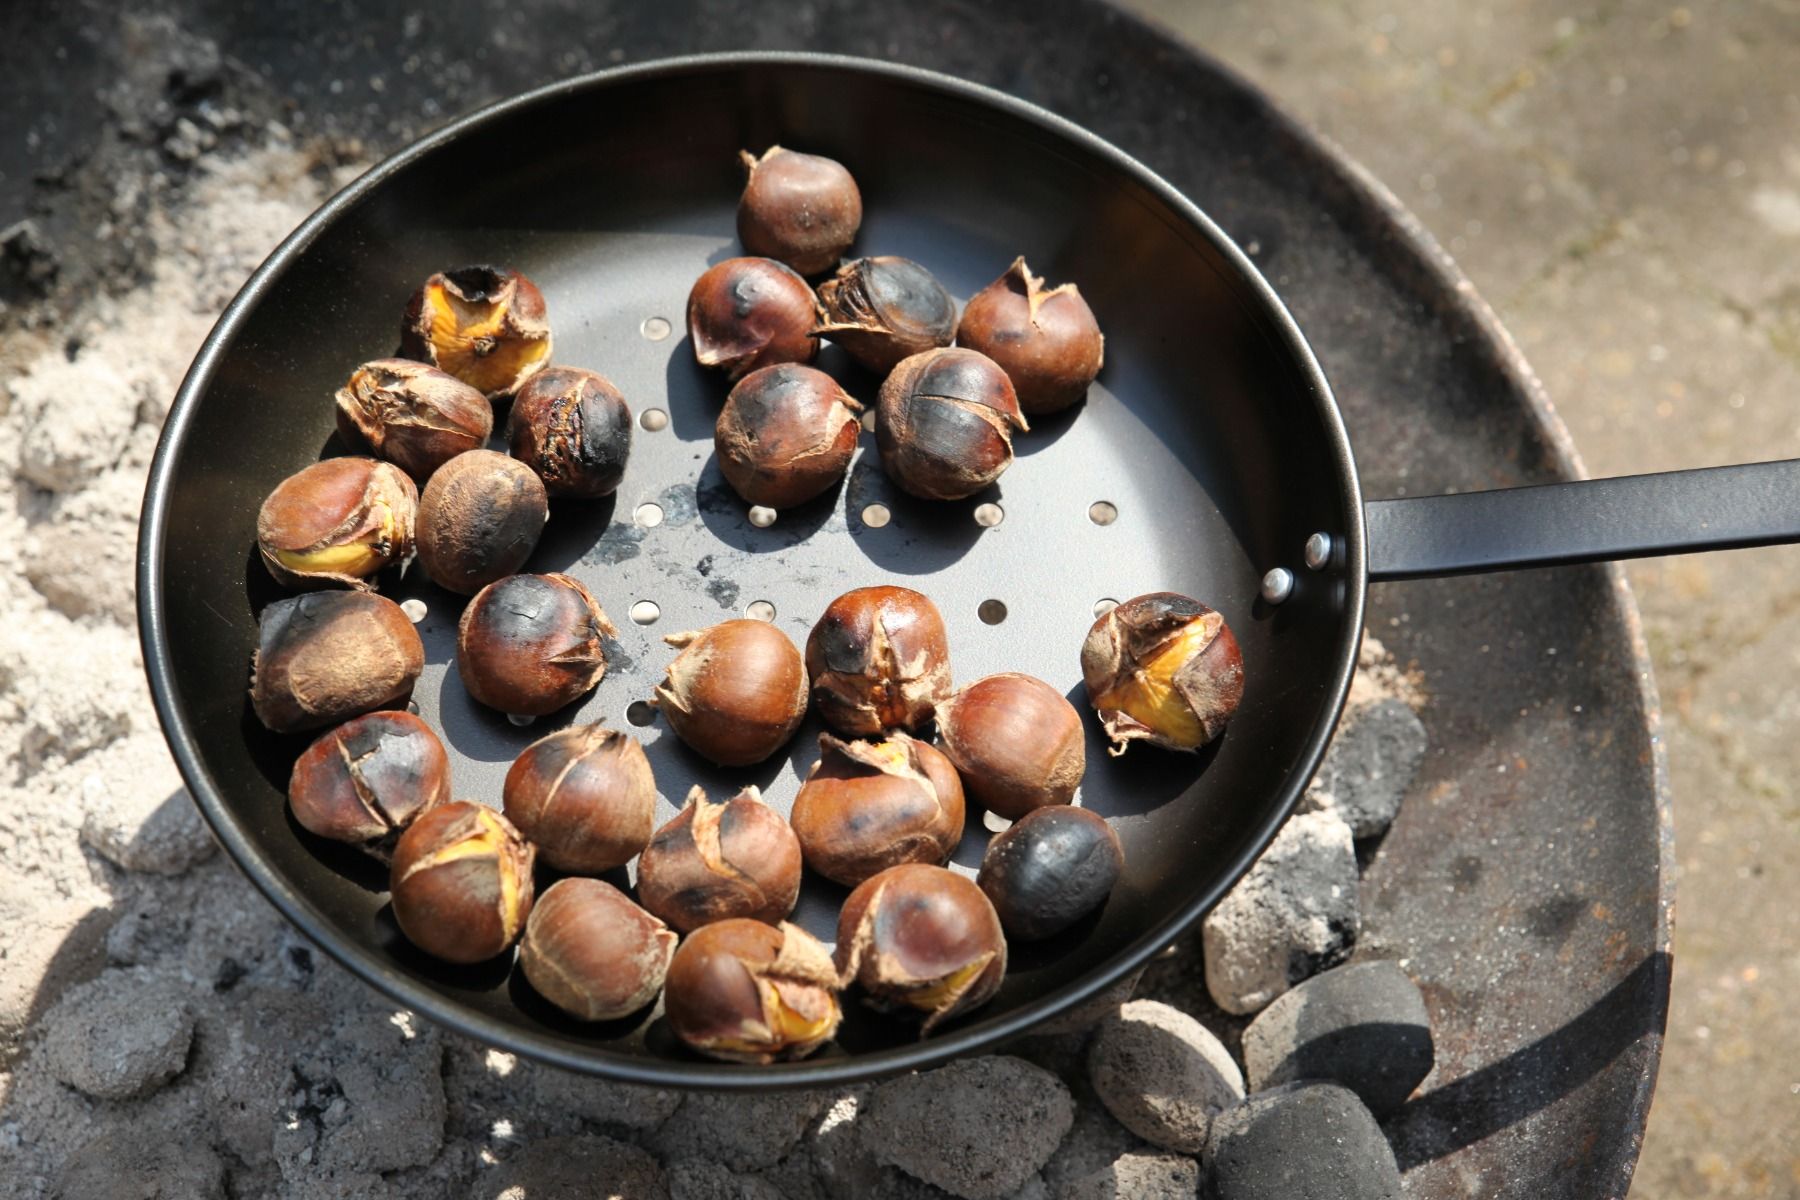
{"left": 834, "top": 863, "right": 1006, "bottom": 1033}
{"left": 663, "top": 919, "right": 842, "bottom": 1064}
{"left": 389, "top": 801, "right": 535, "bottom": 965}
{"left": 401, "top": 266, "right": 552, "bottom": 400}
{"left": 1081, "top": 592, "right": 1245, "bottom": 755}
{"left": 256, "top": 457, "right": 417, "bottom": 589}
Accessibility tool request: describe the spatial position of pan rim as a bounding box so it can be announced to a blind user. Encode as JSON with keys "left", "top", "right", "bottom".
{"left": 136, "top": 50, "right": 1367, "bottom": 1088}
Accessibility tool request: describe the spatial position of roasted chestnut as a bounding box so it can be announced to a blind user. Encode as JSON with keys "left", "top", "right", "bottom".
{"left": 389, "top": 801, "right": 535, "bottom": 964}
{"left": 652, "top": 620, "right": 808, "bottom": 766}
{"left": 1081, "top": 592, "right": 1245, "bottom": 755}
{"left": 835, "top": 863, "right": 1006, "bottom": 1031}
{"left": 400, "top": 265, "right": 551, "bottom": 399}
{"left": 502, "top": 723, "right": 656, "bottom": 873}
{"left": 506, "top": 366, "right": 632, "bottom": 499}
{"left": 334, "top": 358, "right": 493, "bottom": 482}
{"left": 250, "top": 591, "right": 425, "bottom": 734}
{"left": 934, "top": 673, "right": 1085, "bottom": 819}
{"left": 977, "top": 806, "right": 1123, "bottom": 941}
{"left": 736, "top": 147, "right": 862, "bottom": 276}
{"left": 876, "top": 348, "right": 1027, "bottom": 501}
{"left": 519, "top": 878, "right": 676, "bottom": 1021}
{"left": 288, "top": 710, "right": 449, "bottom": 854}
{"left": 663, "top": 918, "right": 842, "bottom": 1064}
{"left": 715, "top": 364, "right": 862, "bottom": 509}
{"left": 791, "top": 733, "right": 964, "bottom": 887}
{"left": 415, "top": 449, "right": 549, "bottom": 595}
{"left": 804, "top": 585, "right": 951, "bottom": 736}
{"left": 688, "top": 257, "right": 821, "bottom": 381}
{"left": 256, "top": 457, "right": 417, "bottom": 589}
{"left": 955, "top": 258, "right": 1105, "bottom": 415}
{"left": 457, "top": 573, "right": 615, "bottom": 716}
{"left": 637, "top": 786, "right": 802, "bottom": 933}
{"left": 816, "top": 256, "right": 956, "bottom": 374}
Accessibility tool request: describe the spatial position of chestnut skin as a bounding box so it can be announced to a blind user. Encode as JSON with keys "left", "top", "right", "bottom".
{"left": 519, "top": 878, "right": 676, "bottom": 1021}
{"left": 256, "top": 457, "right": 417, "bottom": 590}
{"left": 664, "top": 918, "right": 842, "bottom": 1064}
{"left": 835, "top": 863, "right": 1006, "bottom": 1032}
{"left": 805, "top": 585, "right": 952, "bottom": 736}
{"left": 736, "top": 147, "right": 862, "bottom": 276}
{"left": 934, "top": 673, "right": 1085, "bottom": 819}
{"left": 637, "top": 785, "right": 802, "bottom": 933}
{"left": 502, "top": 724, "right": 656, "bottom": 873}
{"left": 715, "top": 364, "right": 862, "bottom": 509}
{"left": 977, "top": 806, "right": 1123, "bottom": 941}
{"left": 288, "top": 710, "right": 449, "bottom": 853}
{"left": 791, "top": 732, "right": 965, "bottom": 887}
{"left": 334, "top": 358, "right": 493, "bottom": 482}
{"left": 1081, "top": 592, "right": 1245, "bottom": 755}
{"left": 389, "top": 801, "right": 535, "bottom": 964}
{"left": 506, "top": 366, "right": 633, "bottom": 499}
{"left": 688, "top": 257, "right": 821, "bottom": 381}
{"left": 652, "top": 620, "right": 808, "bottom": 766}
{"left": 816, "top": 256, "right": 956, "bottom": 373}
{"left": 415, "top": 449, "right": 549, "bottom": 596}
{"left": 250, "top": 591, "right": 425, "bottom": 734}
{"left": 457, "top": 573, "right": 616, "bottom": 716}
{"left": 955, "top": 258, "right": 1105, "bottom": 416}
{"left": 400, "top": 265, "right": 552, "bottom": 399}
{"left": 876, "top": 348, "right": 1027, "bottom": 501}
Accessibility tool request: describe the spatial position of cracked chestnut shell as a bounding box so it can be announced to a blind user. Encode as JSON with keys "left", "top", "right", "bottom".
{"left": 652, "top": 620, "right": 808, "bottom": 766}
{"left": 256, "top": 457, "right": 417, "bottom": 589}
{"left": 804, "top": 585, "right": 951, "bottom": 736}
{"left": 791, "top": 732, "right": 965, "bottom": 887}
{"left": 977, "top": 806, "right": 1123, "bottom": 941}
{"left": 457, "top": 573, "right": 616, "bottom": 716}
{"left": 506, "top": 366, "right": 633, "bottom": 499}
{"left": 935, "top": 672, "right": 1085, "bottom": 819}
{"left": 520, "top": 878, "right": 676, "bottom": 1021}
{"left": 502, "top": 723, "right": 656, "bottom": 873}
{"left": 736, "top": 146, "right": 862, "bottom": 276}
{"left": 715, "top": 364, "right": 862, "bottom": 509}
{"left": 415, "top": 450, "right": 549, "bottom": 595}
{"left": 334, "top": 358, "right": 493, "bottom": 482}
{"left": 816, "top": 256, "right": 956, "bottom": 373}
{"left": 288, "top": 710, "right": 449, "bottom": 855}
{"left": 876, "top": 348, "right": 1027, "bottom": 501}
{"left": 688, "top": 257, "right": 822, "bottom": 381}
{"left": 1081, "top": 592, "right": 1245, "bottom": 755}
{"left": 389, "top": 800, "right": 536, "bottom": 964}
{"left": 955, "top": 258, "right": 1105, "bottom": 415}
{"left": 664, "top": 918, "right": 842, "bottom": 1064}
{"left": 637, "top": 785, "right": 802, "bottom": 933}
{"left": 400, "top": 265, "right": 552, "bottom": 399}
{"left": 834, "top": 863, "right": 1006, "bottom": 1032}
{"left": 250, "top": 591, "right": 425, "bottom": 734}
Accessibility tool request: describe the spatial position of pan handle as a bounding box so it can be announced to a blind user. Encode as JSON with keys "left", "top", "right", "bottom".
{"left": 1365, "top": 458, "right": 1800, "bottom": 582}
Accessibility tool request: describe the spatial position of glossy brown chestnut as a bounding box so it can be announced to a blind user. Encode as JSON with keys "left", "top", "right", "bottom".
{"left": 736, "top": 147, "right": 862, "bottom": 276}
{"left": 688, "top": 257, "right": 821, "bottom": 381}
{"left": 934, "top": 672, "right": 1085, "bottom": 819}
{"left": 804, "top": 585, "right": 952, "bottom": 736}
{"left": 652, "top": 620, "right": 808, "bottom": 766}
{"left": 255, "top": 457, "right": 417, "bottom": 589}
{"left": 334, "top": 358, "right": 493, "bottom": 482}
{"left": 415, "top": 449, "right": 549, "bottom": 596}
{"left": 506, "top": 366, "right": 633, "bottom": 499}
{"left": 791, "top": 733, "right": 965, "bottom": 887}
{"left": 250, "top": 591, "right": 425, "bottom": 734}
{"left": 955, "top": 257, "right": 1105, "bottom": 416}
{"left": 400, "top": 265, "right": 552, "bottom": 399}
{"left": 663, "top": 918, "right": 842, "bottom": 1064}
{"left": 389, "top": 801, "right": 535, "bottom": 964}
{"left": 502, "top": 723, "right": 656, "bottom": 873}
{"left": 815, "top": 256, "right": 956, "bottom": 373}
{"left": 1081, "top": 592, "right": 1245, "bottom": 755}
{"left": 288, "top": 710, "right": 449, "bottom": 853}
{"left": 876, "top": 348, "right": 1027, "bottom": 501}
{"left": 519, "top": 878, "right": 676, "bottom": 1021}
{"left": 715, "top": 364, "right": 862, "bottom": 509}
{"left": 835, "top": 863, "right": 1006, "bottom": 1032}
{"left": 977, "top": 806, "right": 1123, "bottom": 941}
{"left": 457, "top": 573, "right": 615, "bottom": 716}
{"left": 637, "top": 785, "right": 802, "bottom": 933}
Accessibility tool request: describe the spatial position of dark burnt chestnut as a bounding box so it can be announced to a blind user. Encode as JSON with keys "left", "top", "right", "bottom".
{"left": 636, "top": 785, "right": 802, "bottom": 933}
{"left": 389, "top": 801, "right": 535, "bottom": 964}
{"left": 663, "top": 918, "right": 842, "bottom": 1063}
{"left": 400, "top": 265, "right": 551, "bottom": 399}
{"left": 519, "top": 878, "right": 676, "bottom": 1021}
{"left": 934, "top": 672, "right": 1085, "bottom": 819}
{"left": 804, "top": 585, "right": 951, "bottom": 736}
{"left": 790, "top": 733, "right": 965, "bottom": 887}
{"left": 250, "top": 591, "right": 425, "bottom": 734}
{"left": 256, "top": 457, "right": 417, "bottom": 590}
{"left": 688, "top": 257, "right": 821, "bottom": 381}
{"left": 288, "top": 710, "right": 449, "bottom": 854}
{"left": 835, "top": 863, "right": 1006, "bottom": 1032}
{"left": 1081, "top": 592, "right": 1245, "bottom": 755}
{"left": 502, "top": 723, "right": 656, "bottom": 873}
{"left": 955, "top": 257, "right": 1105, "bottom": 415}
{"left": 457, "top": 573, "right": 615, "bottom": 716}
{"left": 876, "top": 347, "right": 1027, "bottom": 501}
{"left": 652, "top": 620, "right": 808, "bottom": 766}
{"left": 736, "top": 147, "right": 863, "bottom": 276}
{"left": 816, "top": 256, "right": 956, "bottom": 374}
{"left": 506, "top": 366, "right": 633, "bottom": 499}
{"left": 715, "top": 364, "right": 862, "bottom": 509}
{"left": 415, "top": 449, "right": 549, "bottom": 595}
{"left": 977, "top": 806, "right": 1123, "bottom": 941}
{"left": 334, "top": 358, "right": 493, "bottom": 482}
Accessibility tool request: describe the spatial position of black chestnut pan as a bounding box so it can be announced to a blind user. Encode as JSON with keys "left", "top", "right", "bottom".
{"left": 138, "top": 53, "right": 1800, "bottom": 1089}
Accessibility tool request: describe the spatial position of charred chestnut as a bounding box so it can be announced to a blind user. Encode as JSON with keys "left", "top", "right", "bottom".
{"left": 664, "top": 918, "right": 842, "bottom": 1064}
{"left": 977, "top": 806, "right": 1123, "bottom": 941}
{"left": 835, "top": 863, "right": 1006, "bottom": 1031}
{"left": 389, "top": 801, "right": 535, "bottom": 964}
{"left": 804, "top": 585, "right": 951, "bottom": 736}
{"left": 400, "top": 265, "right": 552, "bottom": 399}
{"left": 934, "top": 673, "right": 1085, "bottom": 819}
{"left": 816, "top": 256, "right": 956, "bottom": 374}
{"left": 1081, "top": 592, "right": 1245, "bottom": 755}
{"left": 715, "top": 364, "right": 862, "bottom": 509}
{"left": 955, "top": 258, "right": 1105, "bottom": 416}
{"left": 250, "top": 591, "right": 425, "bottom": 734}
{"left": 736, "top": 147, "right": 862, "bottom": 276}
{"left": 688, "top": 257, "right": 821, "bottom": 381}
{"left": 415, "top": 450, "right": 549, "bottom": 595}
{"left": 502, "top": 723, "right": 656, "bottom": 873}
{"left": 288, "top": 710, "right": 449, "bottom": 854}
{"left": 652, "top": 620, "right": 808, "bottom": 766}
{"left": 506, "top": 366, "right": 632, "bottom": 499}
{"left": 334, "top": 358, "right": 493, "bottom": 482}
{"left": 457, "top": 573, "right": 615, "bottom": 716}
{"left": 519, "top": 878, "right": 676, "bottom": 1021}
{"left": 256, "top": 457, "right": 417, "bottom": 589}
{"left": 791, "top": 733, "right": 964, "bottom": 887}
{"left": 876, "top": 348, "right": 1027, "bottom": 501}
{"left": 637, "top": 785, "right": 802, "bottom": 933}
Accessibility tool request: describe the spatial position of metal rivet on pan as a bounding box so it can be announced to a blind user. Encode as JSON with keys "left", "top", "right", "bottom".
{"left": 629, "top": 600, "right": 660, "bottom": 625}
{"left": 860, "top": 503, "right": 891, "bottom": 529}
{"left": 640, "top": 408, "right": 669, "bottom": 432}
{"left": 746, "top": 600, "right": 776, "bottom": 622}
{"left": 506, "top": 713, "right": 535, "bottom": 727}
{"left": 978, "top": 599, "right": 1008, "bottom": 625}
{"left": 635, "top": 502, "right": 664, "bottom": 528}
{"left": 1261, "top": 567, "right": 1295, "bottom": 604}
{"left": 400, "top": 598, "right": 428, "bottom": 623}
{"left": 1088, "top": 501, "right": 1118, "bottom": 525}
{"left": 748, "top": 506, "right": 777, "bottom": 528}
{"left": 626, "top": 700, "right": 656, "bottom": 727}
{"left": 1093, "top": 597, "right": 1119, "bottom": 617}
{"left": 1304, "top": 532, "right": 1334, "bottom": 570}
{"left": 973, "top": 503, "right": 1004, "bottom": 528}
{"left": 640, "top": 316, "right": 672, "bottom": 341}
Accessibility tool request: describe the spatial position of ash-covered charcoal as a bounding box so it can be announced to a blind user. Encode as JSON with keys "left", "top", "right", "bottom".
{"left": 1203, "top": 1082, "right": 1402, "bottom": 1200}
{"left": 1086, "top": 999, "right": 1243, "bottom": 1154}
{"left": 1301, "top": 698, "right": 1428, "bottom": 840}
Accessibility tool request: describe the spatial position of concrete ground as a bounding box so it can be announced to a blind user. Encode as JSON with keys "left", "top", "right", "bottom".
{"left": 1124, "top": 1, "right": 1800, "bottom": 1194}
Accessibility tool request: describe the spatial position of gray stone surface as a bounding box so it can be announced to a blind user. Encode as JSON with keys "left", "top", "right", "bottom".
{"left": 650, "top": 1088, "right": 837, "bottom": 1172}
{"left": 471, "top": 1135, "right": 668, "bottom": 1200}
{"left": 52, "top": 1130, "right": 227, "bottom": 1200}
{"left": 1056, "top": 1151, "right": 1198, "bottom": 1200}
{"left": 667, "top": 1158, "right": 789, "bottom": 1200}
{"left": 1300, "top": 700, "right": 1427, "bottom": 840}
{"left": 1086, "top": 1000, "right": 1243, "bottom": 1154}
{"left": 40, "top": 969, "right": 193, "bottom": 1100}
{"left": 1202, "top": 1083, "right": 1401, "bottom": 1200}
